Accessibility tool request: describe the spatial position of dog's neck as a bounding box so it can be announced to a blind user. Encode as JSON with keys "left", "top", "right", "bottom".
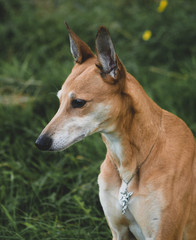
{"left": 102, "top": 73, "right": 162, "bottom": 183}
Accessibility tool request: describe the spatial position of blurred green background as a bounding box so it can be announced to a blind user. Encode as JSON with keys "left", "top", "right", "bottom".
{"left": 0, "top": 0, "right": 195, "bottom": 239}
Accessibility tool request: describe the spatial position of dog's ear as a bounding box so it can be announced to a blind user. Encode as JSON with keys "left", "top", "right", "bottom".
{"left": 95, "top": 26, "right": 125, "bottom": 82}
{"left": 65, "top": 23, "right": 94, "bottom": 64}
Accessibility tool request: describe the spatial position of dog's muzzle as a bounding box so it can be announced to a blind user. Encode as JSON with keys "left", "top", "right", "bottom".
{"left": 35, "top": 134, "right": 53, "bottom": 151}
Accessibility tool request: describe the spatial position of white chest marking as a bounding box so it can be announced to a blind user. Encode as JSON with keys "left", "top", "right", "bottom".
{"left": 102, "top": 132, "right": 123, "bottom": 162}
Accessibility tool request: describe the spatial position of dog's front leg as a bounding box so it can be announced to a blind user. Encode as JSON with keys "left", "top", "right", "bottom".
{"left": 99, "top": 179, "right": 134, "bottom": 240}
{"left": 98, "top": 157, "right": 135, "bottom": 240}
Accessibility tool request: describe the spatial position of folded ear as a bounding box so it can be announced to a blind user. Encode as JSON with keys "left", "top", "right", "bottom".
{"left": 95, "top": 26, "right": 124, "bottom": 80}
{"left": 65, "top": 23, "right": 94, "bottom": 63}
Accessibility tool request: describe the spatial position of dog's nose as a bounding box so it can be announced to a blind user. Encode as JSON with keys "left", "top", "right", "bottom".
{"left": 35, "top": 134, "right": 53, "bottom": 151}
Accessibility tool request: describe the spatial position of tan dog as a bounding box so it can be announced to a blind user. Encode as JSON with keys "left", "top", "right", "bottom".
{"left": 35, "top": 25, "right": 196, "bottom": 240}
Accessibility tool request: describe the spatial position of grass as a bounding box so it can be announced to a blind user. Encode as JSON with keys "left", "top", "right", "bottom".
{"left": 0, "top": 0, "right": 196, "bottom": 239}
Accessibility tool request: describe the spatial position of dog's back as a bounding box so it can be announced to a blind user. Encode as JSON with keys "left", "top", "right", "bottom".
{"left": 161, "top": 109, "right": 196, "bottom": 239}
{"left": 184, "top": 149, "right": 196, "bottom": 239}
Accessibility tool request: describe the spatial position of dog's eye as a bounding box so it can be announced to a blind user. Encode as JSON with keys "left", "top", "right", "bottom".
{"left": 71, "top": 99, "right": 86, "bottom": 108}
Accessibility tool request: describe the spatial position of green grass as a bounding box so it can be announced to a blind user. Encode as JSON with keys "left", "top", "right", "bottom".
{"left": 0, "top": 0, "right": 196, "bottom": 239}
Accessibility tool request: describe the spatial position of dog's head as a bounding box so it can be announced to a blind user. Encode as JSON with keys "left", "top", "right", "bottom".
{"left": 35, "top": 24, "right": 127, "bottom": 151}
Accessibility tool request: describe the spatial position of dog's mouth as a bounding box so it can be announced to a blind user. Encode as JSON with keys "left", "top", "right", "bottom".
{"left": 49, "top": 134, "right": 86, "bottom": 152}
{"left": 35, "top": 133, "right": 86, "bottom": 152}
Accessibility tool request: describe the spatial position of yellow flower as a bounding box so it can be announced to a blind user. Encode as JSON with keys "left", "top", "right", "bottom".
{"left": 157, "top": 0, "right": 168, "bottom": 13}
{"left": 142, "top": 30, "right": 152, "bottom": 41}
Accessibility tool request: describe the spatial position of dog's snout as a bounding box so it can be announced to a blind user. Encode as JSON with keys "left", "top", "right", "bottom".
{"left": 35, "top": 134, "right": 53, "bottom": 151}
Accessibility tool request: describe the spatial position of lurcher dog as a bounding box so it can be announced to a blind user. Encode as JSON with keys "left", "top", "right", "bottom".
{"left": 35, "top": 24, "right": 196, "bottom": 240}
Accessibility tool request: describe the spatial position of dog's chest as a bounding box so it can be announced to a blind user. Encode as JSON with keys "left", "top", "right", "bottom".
{"left": 98, "top": 175, "right": 161, "bottom": 240}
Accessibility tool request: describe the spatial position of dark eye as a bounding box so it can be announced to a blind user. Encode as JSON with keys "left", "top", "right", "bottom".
{"left": 71, "top": 99, "right": 87, "bottom": 108}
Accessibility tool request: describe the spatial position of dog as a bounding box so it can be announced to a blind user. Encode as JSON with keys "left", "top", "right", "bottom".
{"left": 35, "top": 24, "right": 196, "bottom": 240}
